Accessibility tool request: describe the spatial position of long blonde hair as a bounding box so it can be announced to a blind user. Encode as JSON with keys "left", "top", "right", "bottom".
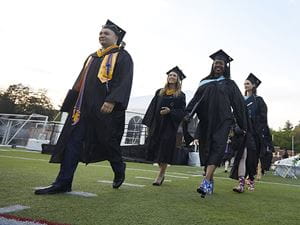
{"left": 159, "top": 76, "right": 182, "bottom": 97}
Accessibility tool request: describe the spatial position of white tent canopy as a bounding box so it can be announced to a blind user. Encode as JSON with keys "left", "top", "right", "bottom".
{"left": 274, "top": 154, "right": 300, "bottom": 179}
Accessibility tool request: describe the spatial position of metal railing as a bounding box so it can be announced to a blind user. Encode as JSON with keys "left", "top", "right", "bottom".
{"left": 0, "top": 112, "right": 148, "bottom": 150}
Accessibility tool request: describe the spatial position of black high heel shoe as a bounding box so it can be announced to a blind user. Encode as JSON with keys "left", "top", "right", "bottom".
{"left": 152, "top": 176, "right": 165, "bottom": 186}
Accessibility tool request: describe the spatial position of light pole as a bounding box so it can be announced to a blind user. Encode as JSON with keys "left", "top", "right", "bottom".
{"left": 292, "top": 135, "right": 294, "bottom": 156}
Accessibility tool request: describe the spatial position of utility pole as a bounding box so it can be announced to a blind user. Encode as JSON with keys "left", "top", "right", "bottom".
{"left": 292, "top": 135, "right": 294, "bottom": 156}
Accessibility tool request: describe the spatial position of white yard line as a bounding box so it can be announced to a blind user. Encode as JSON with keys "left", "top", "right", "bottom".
{"left": 135, "top": 176, "right": 171, "bottom": 182}
{"left": 0, "top": 205, "right": 30, "bottom": 214}
{"left": 0, "top": 155, "right": 47, "bottom": 162}
{"left": 165, "top": 175, "right": 189, "bottom": 179}
{"left": 66, "top": 191, "right": 97, "bottom": 197}
{"left": 3, "top": 154, "right": 300, "bottom": 188}
{"left": 33, "top": 187, "right": 97, "bottom": 197}
{"left": 97, "top": 180, "right": 145, "bottom": 187}
{"left": 0, "top": 149, "right": 40, "bottom": 154}
{"left": 213, "top": 176, "right": 300, "bottom": 188}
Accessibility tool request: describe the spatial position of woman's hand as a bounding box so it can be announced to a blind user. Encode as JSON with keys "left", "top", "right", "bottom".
{"left": 160, "top": 107, "right": 170, "bottom": 115}
{"left": 193, "top": 139, "right": 199, "bottom": 146}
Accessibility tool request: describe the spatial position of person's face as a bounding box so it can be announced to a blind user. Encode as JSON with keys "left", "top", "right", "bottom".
{"left": 244, "top": 80, "right": 255, "bottom": 92}
{"left": 167, "top": 72, "right": 179, "bottom": 84}
{"left": 99, "top": 28, "right": 118, "bottom": 48}
{"left": 213, "top": 60, "right": 225, "bottom": 75}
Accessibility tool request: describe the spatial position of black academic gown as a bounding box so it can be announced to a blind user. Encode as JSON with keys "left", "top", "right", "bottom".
{"left": 186, "top": 78, "right": 247, "bottom": 166}
{"left": 247, "top": 95, "right": 274, "bottom": 171}
{"left": 142, "top": 90, "right": 186, "bottom": 164}
{"left": 230, "top": 95, "right": 273, "bottom": 179}
{"left": 50, "top": 48, "right": 133, "bottom": 164}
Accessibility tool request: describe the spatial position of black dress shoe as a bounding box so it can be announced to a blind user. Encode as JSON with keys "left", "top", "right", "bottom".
{"left": 34, "top": 184, "right": 71, "bottom": 195}
{"left": 112, "top": 163, "right": 126, "bottom": 189}
{"left": 152, "top": 176, "right": 165, "bottom": 186}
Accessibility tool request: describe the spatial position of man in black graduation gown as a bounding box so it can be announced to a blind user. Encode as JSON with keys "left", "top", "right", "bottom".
{"left": 35, "top": 20, "right": 133, "bottom": 195}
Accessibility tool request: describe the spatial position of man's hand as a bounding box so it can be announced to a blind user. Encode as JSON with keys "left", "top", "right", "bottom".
{"left": 160, "top": 107, "right": 170, "bottom": 115}
{"left": 100, "top": 102, "right": 115, "bottom": 114}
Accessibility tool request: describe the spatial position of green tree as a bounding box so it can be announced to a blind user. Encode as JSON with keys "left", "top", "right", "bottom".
{"left": 0, "top": 84, "right": 58, "bottom": 120}
{"left": 272, "top": 120, "right": 299, "bottom": 153}
{"left": 283, "top": 120, "right": 293, "bottom": 131}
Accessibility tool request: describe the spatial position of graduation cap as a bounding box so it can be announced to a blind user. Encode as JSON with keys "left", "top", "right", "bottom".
{"left": 103, "top": 19, "right": 126, "bottom": 45}
{"left": 166, "top": 66, "right": 186, "bottom": 81}
{"left": 246, "top": 73, "right": 261, "bottom": 87}
{"left": 209, "top": 49, "right": 233, "bottom": 64}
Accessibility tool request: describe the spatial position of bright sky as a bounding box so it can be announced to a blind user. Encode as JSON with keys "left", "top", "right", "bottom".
{"left": 0, "top": 0, "right": 299, "bottom": 130}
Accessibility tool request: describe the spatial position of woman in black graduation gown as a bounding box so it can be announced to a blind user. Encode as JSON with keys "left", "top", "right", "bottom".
{"left": 186, "top": 50, "right": 247, "bottom": 198}
{"left": 142, "top": 66, "right": 186, "bottom": 186}
{"left": 231, "top": 73, "right": 273, "bottom": 192}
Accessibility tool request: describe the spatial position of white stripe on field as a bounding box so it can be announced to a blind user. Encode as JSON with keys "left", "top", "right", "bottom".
{"left": 3, "top": 155, "right": 300, "bottom": 188}
{"left": 169, "top": 172, "right": 194, "bottom": 176}
{"left": 165, "top": 175, "right": 189, "bottom": 179}
{"left": 97, "top": 180, "right": 145, "bottom": 187}
{"left": 0, "top": 155, "right": 194, "bottom": 177}
{"left": 0, "top": 217, "right": 45, "bottom": 225}
{"left": 0, "top": 149, "right": 40, "bottom": 154}
{"left": 135, "top": 176, "right": 171, "bottom": 182}
{"left": 34, "top": 187, "right": 97, "bottom": 197}
{"left": 0, "top": 155, "right": 47, "bottom": 162}
{"left": 213, "top": 176, "right": 300, "bottom": 188}
{"left": 66, "top": 191, "right": 97, "bottom": 197}
{"left": 0, "top": 205, "right": 30, "bottom": 214}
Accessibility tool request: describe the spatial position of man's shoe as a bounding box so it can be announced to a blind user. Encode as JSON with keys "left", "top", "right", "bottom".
{"left": 34, "top": 184, "right": 71, "bottom": 195}
{"left": 112, "top": 163, "right": 126, "bottom": 189}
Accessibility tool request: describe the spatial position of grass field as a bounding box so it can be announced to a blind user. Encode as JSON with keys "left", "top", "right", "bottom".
{"left": 1, "top": 147, "right": 300, "bottom": 225}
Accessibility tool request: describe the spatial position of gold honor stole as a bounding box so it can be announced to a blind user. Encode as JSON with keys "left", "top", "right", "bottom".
{"left": 71, "top": 45, "right": 120, "bottom": 125}
{"left": 166, "top": 88, "right": 176, "bottom": 95}
{"left": 96, "top": 45, "right": 119, "bottom": 83}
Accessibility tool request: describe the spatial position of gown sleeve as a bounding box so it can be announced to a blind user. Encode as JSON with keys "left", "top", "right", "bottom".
{"left": 229, "top": 80, "right": 247, "bottom": 132}
{"left": 105, "top": 51, "right": 134, "bottom": 109}
{"left": 185, "top": 86, "right": 202, "bottom": 114}
{"left": 142, "top": 89, "right": 160, "bottom": 127}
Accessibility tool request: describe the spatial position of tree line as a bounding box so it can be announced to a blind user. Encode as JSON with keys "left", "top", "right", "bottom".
{"left": 0, "top": 83, "right": 58, "bottom": 120}
{"left": 271, "top": 120, "right": 300, "bottom": 153}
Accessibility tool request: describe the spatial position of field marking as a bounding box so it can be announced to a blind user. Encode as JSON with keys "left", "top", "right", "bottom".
{"left": 257, "top": 180, "right": 300, "bottom": 188}
{"left": 135, "top": 176, "right": 172, "bottom": 182}
{"left": 2, "top": 154, "right": 300, "bottom": 188}
{"left": 213, "top": 176, "right": 300, "bottom": 188}
{"left": 165, "top": 175, "right": 189, "bottom": 179}
{"left": 97, "top": 180, "right": 145, "bottom": 187}
{"left": 169, "top": 172, "right": 196, "bottom": 176}
{"left": 0, "top": 214, "right": 71, "bottom": 225}
{"left": 0, "top": 154, "right": 195, "bottom": 177}
{"left": 33, "top": 187, "right": 97, "bottom": 197}
{"left": 0, "top": 155, "right": 48, "bottom": 162}
{"left": 0, "top": 205, "right": 30, "bottom": 214}
{"left": 66, "top": 191, "right": 97, "bottom": 197}
{"left": 0, "top": 149, "right": 40, "bottom": 154}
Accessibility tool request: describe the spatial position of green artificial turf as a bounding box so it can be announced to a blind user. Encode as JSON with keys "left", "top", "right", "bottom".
{"left": 0, "top": 147, "right": 299, "bottom": 225}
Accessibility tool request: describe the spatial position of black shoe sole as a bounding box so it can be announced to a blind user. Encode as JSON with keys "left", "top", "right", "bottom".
{"left": 197, "top": 187, "right": 206, "bottom": 198}
{"left": 232, "top": 188, "right": 244, "bottom": 193}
